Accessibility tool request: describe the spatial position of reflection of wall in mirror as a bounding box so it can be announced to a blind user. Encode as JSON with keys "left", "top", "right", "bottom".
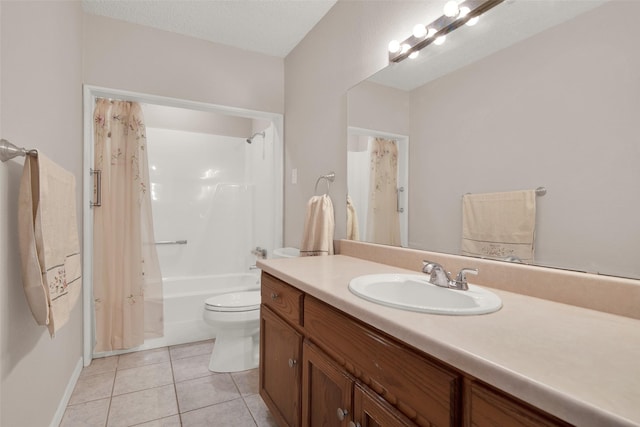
{"left": 406, "top": 2, "right": 639, "bottom": 278}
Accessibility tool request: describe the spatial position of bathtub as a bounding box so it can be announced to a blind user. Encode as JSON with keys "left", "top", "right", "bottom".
{"left": 141, "top": 272, "right": 261, "bottom": 351}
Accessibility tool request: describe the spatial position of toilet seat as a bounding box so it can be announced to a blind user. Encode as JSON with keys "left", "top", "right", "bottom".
{"left": 205, "top": 291, "right": 260, "bottom": 312}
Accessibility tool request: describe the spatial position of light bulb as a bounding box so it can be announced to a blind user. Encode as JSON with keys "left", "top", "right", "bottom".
{"left": 413, "top": 24, "right": 427, "bottom": 38}
{"left": 401, "top": 43, "right": 411, "bottom": 54}
{"left": 443, "top": 1, "right": 460, "bottom": 17}
{"left": 434, "top": 35, "right": 446, "bottom": 45}
{"left": 409, "top": 51, "right": 419, "bottom": 59}
{"left": 426, "top": 28, "right": 437, "bottom": 38}
{"left": 388, "top": 40, "right": 401, "bottom": 53}
{"left": 466, "top": 16, "right": 479, "bottom": 26}
{"left": 458, "top": 6, "right": 470, "bottom": 18}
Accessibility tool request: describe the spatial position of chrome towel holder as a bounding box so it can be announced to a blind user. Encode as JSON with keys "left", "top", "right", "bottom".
{"left": 314, "top": 171, "right": 335, "bottom": 195}
{"left": 0, "top": 139, "right": 38, "bottom": 162}
{"left": 464, "top": 187, "right": 547, "bottom": 197}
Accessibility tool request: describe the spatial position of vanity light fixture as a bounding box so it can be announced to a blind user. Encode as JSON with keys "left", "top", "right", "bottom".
{"left": 388, "top": 0, "right": 505, "bottom": 63}
{"left": 413, "top": 24, "right": 427, "bottom": 38}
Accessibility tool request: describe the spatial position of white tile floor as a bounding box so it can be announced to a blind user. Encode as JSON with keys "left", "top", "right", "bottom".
{"left": 60, "top": 340, "right": 277, "bottom": 427}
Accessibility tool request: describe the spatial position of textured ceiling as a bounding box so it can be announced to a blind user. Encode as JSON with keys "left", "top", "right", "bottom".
{"left": 82, "top": 0, "right": 338, "bottom": 58}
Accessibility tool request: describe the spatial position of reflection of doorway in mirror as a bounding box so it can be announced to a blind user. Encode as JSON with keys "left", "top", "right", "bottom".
{"left": 347, "top": 127, "right": 408, "bottom": 247}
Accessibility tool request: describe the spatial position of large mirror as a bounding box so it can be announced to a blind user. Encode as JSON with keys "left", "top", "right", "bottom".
{"left": 347, "top": 0, "right": 640, "bottom": 279}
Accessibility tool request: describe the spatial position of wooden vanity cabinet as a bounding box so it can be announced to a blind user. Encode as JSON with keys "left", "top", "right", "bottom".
{"left": 260, "top": 272, "right": 571, "bottom": 427}
{"left": 304, "top": 295, "right": 460, "bottom": 427}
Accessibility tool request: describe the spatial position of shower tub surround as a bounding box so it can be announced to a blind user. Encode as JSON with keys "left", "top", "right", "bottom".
{"left": 139, "top": 126, "right": 277, "bottom": 350}
{"left": 257, "top": 241, "right": 640, "bottom": 427}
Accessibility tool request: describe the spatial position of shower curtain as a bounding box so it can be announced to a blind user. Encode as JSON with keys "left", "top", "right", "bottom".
{"left": 366, "top": 137, "right": 401, "bottom": 246}
{"left": 93, "top": 99, "right": 163, "bottom": 352}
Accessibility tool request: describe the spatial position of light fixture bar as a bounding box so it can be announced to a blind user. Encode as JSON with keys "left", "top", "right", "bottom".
{"left": 389, "top": 0, "right": 505, "bottom": 63}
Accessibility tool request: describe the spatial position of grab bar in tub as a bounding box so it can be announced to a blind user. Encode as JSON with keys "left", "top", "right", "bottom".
{"left": 155, "top": 240, "right": 188, "bottom": 245}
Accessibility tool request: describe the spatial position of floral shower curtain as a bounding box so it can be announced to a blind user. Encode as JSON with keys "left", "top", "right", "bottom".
{"left": 366, "top": 137, "right": 401, "bottom": 246}
{"left": 93, "top": 98, "right": 163, "bottom": 352}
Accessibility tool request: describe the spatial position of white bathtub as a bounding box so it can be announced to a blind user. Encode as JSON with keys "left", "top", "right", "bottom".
{"left": 142, "top": 272, "right": 261, "bottom": 351}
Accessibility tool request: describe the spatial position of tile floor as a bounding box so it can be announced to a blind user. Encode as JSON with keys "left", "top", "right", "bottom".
{"left": 60, "top": 340, "right": 278, "bottom": 427}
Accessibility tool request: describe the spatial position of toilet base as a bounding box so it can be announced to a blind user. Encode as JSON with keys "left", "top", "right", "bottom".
{"left": 208, "top": 333, "right": 259, "bottom": 373}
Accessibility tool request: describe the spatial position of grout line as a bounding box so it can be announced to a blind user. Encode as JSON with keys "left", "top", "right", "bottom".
{"left": 104, "top": 355, "right": 118, "bottom": 427}
{"left": 168, "top": 345, "right": 183, "bottom": 425}
{"left": 231, "top": 372, "right": 261, "bottom": 426}
{"left": 241, "top": 394, "right": 260, "bottom": 427}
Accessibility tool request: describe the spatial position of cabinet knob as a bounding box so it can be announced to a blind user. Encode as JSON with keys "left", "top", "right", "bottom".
{"left": 288, "top": 358, "right": 297, "bottom": 368}
{"left": 337, "top": 408, "right": 348, "bottom": 421}
{"left": 348, "top": 422, "right": 361, "bottom": 427}
{"left": 270, "top": 292, "right": 279, "bottom": 300}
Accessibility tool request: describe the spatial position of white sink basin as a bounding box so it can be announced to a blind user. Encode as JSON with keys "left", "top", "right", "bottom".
{"left": 348, "top": 274, "right": 502, "bottom": 315}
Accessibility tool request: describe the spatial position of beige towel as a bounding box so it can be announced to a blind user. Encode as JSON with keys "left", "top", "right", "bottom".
{"left": 300, "top": 194, "right": 335, "bottom": 256}
{"left": 346, "top": 195, "right": 360, "bottom": 241}
{"left": 18, "top": 154, "right": 82, "bottom": 337}
{"left": 461, "top": 190, "right": 536, "bottom": 263}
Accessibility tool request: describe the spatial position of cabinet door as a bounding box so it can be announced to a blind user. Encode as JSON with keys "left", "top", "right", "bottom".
{"left": 302, "top": 341, "right": 354, "bottom": 427}
{"left": 260, "top": 305, "right": 303, "bottom": 427}
{"left": 352, "top": 384, "right": 417, "bottom": 427}
{"left": 466, "top": 381, "right": 571, "bottom": 427}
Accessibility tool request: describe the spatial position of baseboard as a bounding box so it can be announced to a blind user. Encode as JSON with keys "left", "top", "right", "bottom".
{"left": 49, "top": 357, "right": 83, "bottom": 427}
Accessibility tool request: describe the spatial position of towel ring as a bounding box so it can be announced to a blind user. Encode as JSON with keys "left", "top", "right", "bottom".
{"left": 314, "top": 172, "right": 335, "bottom": 195}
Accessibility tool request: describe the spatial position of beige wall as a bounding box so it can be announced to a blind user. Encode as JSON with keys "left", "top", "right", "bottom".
{"left": 347, "top": 80, "right": 410, "bottom": 136}
{"left": 283, "top": 1, "right": 432, "bottom": 247}
{"left": 0, "top": 2, "right": 84, "bottom": 426}
{"left": 83, "top": 14, "right": 284, "bottom": 114}
{"left": 0, "top": 5, "right": 285, "bottom": 427}
{"left": 407, "top": 2, "right": 640, "bottom": 278}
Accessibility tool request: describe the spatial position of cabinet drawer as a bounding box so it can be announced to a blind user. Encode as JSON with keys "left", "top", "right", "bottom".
{"left": 262, "top": 273, "right": 304, "bottom": 326}
{"left": 304, "top": 296, "right": 461, "bottom": 427}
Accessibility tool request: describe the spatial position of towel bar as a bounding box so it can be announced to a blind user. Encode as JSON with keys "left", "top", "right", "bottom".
{"left": 0, "top": 139, "right": 38, "bottom": 162}
{"left": 464, "top": 187, "right": 547, "bottom": 197}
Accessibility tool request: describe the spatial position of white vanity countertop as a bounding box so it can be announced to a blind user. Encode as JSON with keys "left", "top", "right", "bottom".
{"left": 257, "top": 255, "right": 640, "bottom": 427}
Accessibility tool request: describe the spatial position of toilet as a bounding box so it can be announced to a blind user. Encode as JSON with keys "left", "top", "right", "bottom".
{"left": 202, "top": 290, "right": 261, "bottom": 372}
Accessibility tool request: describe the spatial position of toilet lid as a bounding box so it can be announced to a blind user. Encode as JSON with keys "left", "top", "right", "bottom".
{"left": 205, "top": 291, "right": 261, "bottom": 312}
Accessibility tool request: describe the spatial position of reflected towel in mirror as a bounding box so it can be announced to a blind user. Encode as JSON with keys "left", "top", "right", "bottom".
{"left": 461, "top": 190, "right": 536, "bottom": 263}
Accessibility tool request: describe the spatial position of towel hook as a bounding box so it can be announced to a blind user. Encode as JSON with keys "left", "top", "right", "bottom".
{"left": 314, "top": 171, "right": 335, "bottom": 195}
{"left": 0, "top": 139, "right": 38, "bottom": 162}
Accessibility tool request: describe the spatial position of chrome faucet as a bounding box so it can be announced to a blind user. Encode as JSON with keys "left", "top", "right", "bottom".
{"left": 251, "top": 246, "right": 267, "bottom": 259}
{"left": 422, "top": 260, "right": 478, "bottom": 291}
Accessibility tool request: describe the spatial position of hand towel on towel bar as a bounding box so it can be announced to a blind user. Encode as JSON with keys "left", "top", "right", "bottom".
{"left": 300, "top": 194, "right": 335, "bottom": 256}
{"left": 461, "top": 190, "right": 536, "bottom": 263}
{"left": 18, "top": 153, "right": 82, "bottom": 337}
